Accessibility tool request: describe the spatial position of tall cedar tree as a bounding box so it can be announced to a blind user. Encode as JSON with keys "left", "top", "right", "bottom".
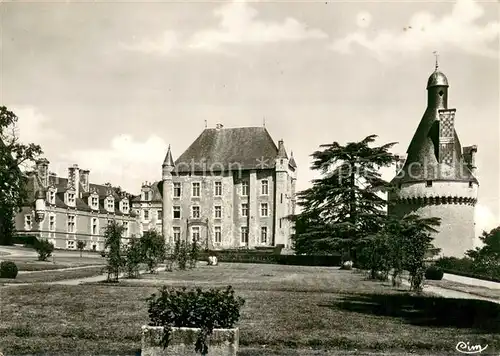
{"left": 291, "top": 135, "right": 396, "bottom": 260}
{"left": 0, "top": 107, "right": 43, "bottom": 245}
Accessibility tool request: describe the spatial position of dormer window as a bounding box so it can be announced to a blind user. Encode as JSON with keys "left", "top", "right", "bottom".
{"left": 121, "top": 200, "right": 129, "bottom": 214}
{"left": 66, "top": 191, "right": 76, "bottom": 206}
{"left": 89, "top": 195, "right": 99, "bottom": 210}
{"left": 106, "top": 197, "right": 114, "bottom": 212}
{"left": 47, "top": 190, "right": 56, "bottom": 205}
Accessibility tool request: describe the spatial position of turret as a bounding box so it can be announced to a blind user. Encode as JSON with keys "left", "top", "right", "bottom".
{"left": 162, "top": 145, "right": 175, "bottom": 243}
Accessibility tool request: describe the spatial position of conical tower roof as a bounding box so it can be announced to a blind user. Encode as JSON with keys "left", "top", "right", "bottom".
{"left": 162, "top": 145, "right": 175, "bottom": 167}
{"left": 392, "top": 69, "right": 477, "bottom": 185}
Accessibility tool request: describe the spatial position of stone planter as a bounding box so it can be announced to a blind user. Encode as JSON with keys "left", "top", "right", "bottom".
{"left": 141, "top": 325, "right": 239, "bottom": 356}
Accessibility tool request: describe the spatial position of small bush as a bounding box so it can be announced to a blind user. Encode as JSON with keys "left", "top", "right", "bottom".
{"left": 147, "top": 285, "right": 245, "bottom": 355}
{"left": 34, "top": 239, "right": 54, "bottom": 261}
{"left": 425, "top": 266, "right": 444, "bottom": 280}
{"left": 0, "top": 261, "right": 18, "bottom": 279}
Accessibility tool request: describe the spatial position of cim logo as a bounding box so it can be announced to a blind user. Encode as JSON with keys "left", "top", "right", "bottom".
{"left": 456, "top": 341, "right": 489, "bottom": 354}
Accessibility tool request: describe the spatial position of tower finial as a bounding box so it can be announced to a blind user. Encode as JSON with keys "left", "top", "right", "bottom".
{"left": 263, "top": 116, "right": 266, "bottom": 128}
{"left": 204, "top": 120, "right": 207, "bottom": 129}
{"left": 433, "top": 50, "right": 439, "bottom": 70}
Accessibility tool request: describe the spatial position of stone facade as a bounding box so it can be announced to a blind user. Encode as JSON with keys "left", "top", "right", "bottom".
{"left": 389, "top": 67, "right": 478, "bottom": 258}
{"left": 16, "top": 160, "right": 141, "bottom": 251}
{"left": 133, "top": 126, "right": 297, "bottom": 249}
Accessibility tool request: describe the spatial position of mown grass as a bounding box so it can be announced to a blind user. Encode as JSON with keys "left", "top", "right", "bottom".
{"left": 0, "top": 266, "right": 105, "bottom": 284}
{"left": 0, "top": 263, "right": 499, "bottom": 355}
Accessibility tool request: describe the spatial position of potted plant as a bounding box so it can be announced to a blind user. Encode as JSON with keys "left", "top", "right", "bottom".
{"left": 142, "top": 285, "right": 245, "bottom": 356}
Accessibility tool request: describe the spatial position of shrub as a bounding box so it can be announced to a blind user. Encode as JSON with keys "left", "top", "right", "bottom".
{"left": 124, "top": 237, "right": 142, "bottom": 278}
{"left": 76, "top": 240, "right": 86, "bottom": 257}
{"left": 34, "top": 238, "right": 54, "bottom": 261}
{"left": 189, "top": 239, "right": 200, "bottom": 269}
{"left": 425, "top": 265, "right": 444, "bottom": 280}
{"left": 140, "top": 230, "right": 166, "bottom": 273}
{"left": 0, "top": 261, "right": 18, "bottom": 279}
{"left": 147, "top": 285, "right": 245, "bottom": 355}
{"left": 176, "top": 240, "right": 189, "bottom": 270}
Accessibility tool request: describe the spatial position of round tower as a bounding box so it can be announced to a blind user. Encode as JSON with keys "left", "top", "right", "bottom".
{"left": 388, "top": 65, "right": 479, "bottom": 258}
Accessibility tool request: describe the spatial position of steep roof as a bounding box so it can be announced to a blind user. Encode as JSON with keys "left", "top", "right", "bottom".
{"left": 24, "top": 173, "right": 137, "bottom": 217}
{"left": 392, "top": 71, "right": 477, "bottom": 185}
{"left": 130, "top": 181, "right": 163, "bottom": 203}
{"left": 174, "top": 127, "right": 280, "bottom": 173}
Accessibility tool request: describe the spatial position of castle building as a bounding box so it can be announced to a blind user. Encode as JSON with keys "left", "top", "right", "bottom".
{"left": 388, "top": 65, "right": 479, "bottom": 258}
{"left": 136, "top": 125, "right": 297, "bottom": 249}
{"left": 16, "top": 159, "right": 141, "bottom": 251}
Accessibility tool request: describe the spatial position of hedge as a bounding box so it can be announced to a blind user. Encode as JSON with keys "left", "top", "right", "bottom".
{"left": 199, "top": 250, "right": 341, "bottom": 267}
{"left": 440, "top": 268, "right": 500, "bottom": 283}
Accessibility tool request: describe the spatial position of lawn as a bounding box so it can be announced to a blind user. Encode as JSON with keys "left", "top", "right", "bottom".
{"left": 0, "top": 266, "right": 106, "bottom": 284}
{"left": 426, "top": 279, "right": 500, "bottom": 300}
{"left": 0, "top": 263, "right": 499, "bottom": 355}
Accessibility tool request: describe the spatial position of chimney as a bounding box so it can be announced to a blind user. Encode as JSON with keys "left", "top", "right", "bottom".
{"left": 463, "top": 145, "right": 477, "bottom": 174}
{"left": 216, "top": 123, "right": 224, "bottom": 129}
{"left": 67, "top": 164, "right": 80, "bottom": 197}
{"left": 79, "top": 169, "right": 90, "bottom": 193}
{"left": 438, "top": 109, "right": 456, "bottom": 165}
{"left": 395, "top": 154, "right": 407, "bottom": 174}
{"left": 35, "top": 158, "right": 50, "bottom": 188}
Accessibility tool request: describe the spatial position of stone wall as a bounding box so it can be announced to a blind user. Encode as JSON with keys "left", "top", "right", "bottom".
{"left": 141, "top": 326, "right": 239, "bottom": 356}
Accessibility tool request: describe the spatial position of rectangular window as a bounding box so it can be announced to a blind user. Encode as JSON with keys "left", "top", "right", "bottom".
{"left": 67, "top": 215, "right": 76, "bottom": 233}
{"left": 91, "top": 196, "right": 98, "bottom": 208}
{"left": 67, "top": 240, "right": 75, "bottom": 249}
{"left": 280, "top": 193, "right": 283, "bottom": 204}
{"left": 173, "top": 182, "right": 181, "bottom": 197}
{"left": 144, "top": 191, "right": 150, "bottom": 201}
{"left": 191, "top": 226, "right": 200, "bottom": 242}
{"left": 260, "top": 203, "right": 269, "bottom": 217}
{"left": 157, "top": 210, "right": 162, "bottom": 220}
{"left": 122, "top": 221, "right": 129, "bottom": 237}
{"left": 173, "top": 206, "right": 181, "bottom": 219}
{"left": 214, "top": 205, "right": 222, "bottom": 219}
{"left": 192, "top": 206, "right": 200, "bottom": 219}
{"left": 241, "top": 181, "right": 249, "bottom": 196}
{"left": 214, "top": 181, "right": 222, "bottom": 196}
{"left": 261, "top": 226, "right": 267, "bottom": 244}
{"left": 261, "top": 180, "right": 269, "bottom": 195}
{"left": 241, "top": 203, "right": 248, "bottom": 217}
{"left": 173, "top": 226, "right": 181, "bottom": 241}
{"left": 49, "top": 191, "right": 56, "bottom": 204}
{"left": 122, "top": 201, "right": 129, "bottom": 213}
{"left": 468, "top": 181, "right": 473, "bottom": 188}
{"left": 49, "top": 215, "right": 56, "bottom": 231}
{"left": 68, "top": 193, "right": 75, "bottom": 205}
{"left": 107, "top": 219, "right": 113, "bottom": 226}
{"left": 192, "top": 182, "right": 200, "bottom": 197}
{"left": 214, "top": 226, "right": 222, "bottom": 243}
{"left": 144, "top": 210, "right": 150, "bottom": 220}
{"left": 24, "top": 215, "right": 32, "bottom": 230}
{"left": 91, "top": 217, "right": 98, "bottom": 235}
{"left": 240, "top": 227, "right": 248, "bottom": 244}
{"left": 426, "top": 180, "right": 433, "bottom": 187}
{"left": 107, "top": 199, "right": 114, "bottom": 210}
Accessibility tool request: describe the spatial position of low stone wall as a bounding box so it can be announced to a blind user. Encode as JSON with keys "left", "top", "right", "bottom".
{"left": 141, "top": 326, "right": 239, "bottom": 356}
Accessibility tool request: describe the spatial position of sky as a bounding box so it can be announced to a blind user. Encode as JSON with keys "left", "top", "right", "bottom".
{"left": 1, "top": 0, "right": 499, "bottom": 236}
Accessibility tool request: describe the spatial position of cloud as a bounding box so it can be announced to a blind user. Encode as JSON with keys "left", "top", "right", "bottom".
{"left": 188, "top": 0, "right": 328, "bottom": 51}
{"left": 120, "top": 31, "right": 179, "bottom": 55}
{"left": 331, "top": 0, "right": 500, "bottom": 60}
{"left": 58, "top": 134, "right": 167, "bottom": 193}
{"left": 10, "top": 106, "right": 62, "bottom": 145}
{"left": 122, "top": 0, "right": 327, "bottom": 55}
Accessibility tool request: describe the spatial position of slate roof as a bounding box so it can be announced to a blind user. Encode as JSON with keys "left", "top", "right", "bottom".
{"left": 173, "top": 127, "right": 281, "bottom": 173}
{"left": 391, "top": 71, "right": 478, "bottom": 185}
{"left": 131, "top": 181, "right": 163, "bottom": 203}
{"left": 24, "top": 172, "right": 137, "bottom": 217}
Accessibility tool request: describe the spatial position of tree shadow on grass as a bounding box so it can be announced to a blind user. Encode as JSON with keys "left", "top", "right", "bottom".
{"left": 320, "top": 293, "right": 500, "bottom": 333}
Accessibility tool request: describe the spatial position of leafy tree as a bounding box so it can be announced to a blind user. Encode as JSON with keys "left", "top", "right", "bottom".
{"left": 140, "top": 229, "right": 166, "bottom": 273}
{"left": 290, "top": 135, "right": 397, "bottom": 262}
{"left": 176, "top": 240, "right": 189, "bottom": 270}
{"left": 104, "top": 220, "right": 125, "bottom": 282}
{"left": 124, "top": 236, "right": 143, "bottom": 278}
{"left": 76, "top": 240, "right": 86, "bottom": 257}
{"left": 34, "top": 238, "right": 54, "bottom": 261}
{"left": 189, "top": 238, "right": 200, "bottom": 269}
{"left": 164, "top": 242, "right": 176, "bottom": 272}
{"left": 0, "top": 107, "right": 43, "bottom": 245}
{"left": 466, "top": 226, "right": 500, "bottom": 278}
